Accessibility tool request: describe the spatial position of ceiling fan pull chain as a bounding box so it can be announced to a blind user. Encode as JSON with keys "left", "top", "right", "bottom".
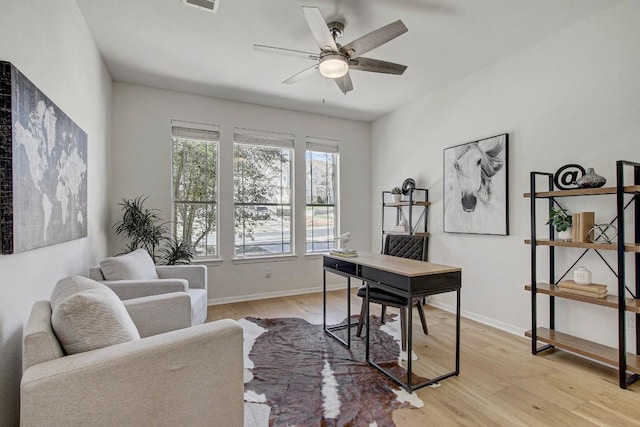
{"left": 322, "top": 75, "right": 326, "bottom": 104}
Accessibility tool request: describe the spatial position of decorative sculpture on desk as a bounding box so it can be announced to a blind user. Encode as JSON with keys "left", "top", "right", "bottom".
{"left": 335, "top": 232, "right": 351, "bottom": 251}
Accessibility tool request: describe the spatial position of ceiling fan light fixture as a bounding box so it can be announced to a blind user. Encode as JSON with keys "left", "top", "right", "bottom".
{"left": 319, "top": 54, "right": 349, "bottom": 78}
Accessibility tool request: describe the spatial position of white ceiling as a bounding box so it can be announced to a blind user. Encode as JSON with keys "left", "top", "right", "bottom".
{"left": 76, "top": 0, "right": 621, "bottom": 122}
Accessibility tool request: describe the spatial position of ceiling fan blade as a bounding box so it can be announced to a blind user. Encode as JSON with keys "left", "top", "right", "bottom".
{"left": 254, "top": 44, "right": 319, "bottom": 61}
{"left": 334, "top": 72, "right": 353, "bottom": 95}
{"left": 283, "top": 64, "right": 319, "bottom": 84}
{"left": 349, "top": 57, "right": 407, "bottom": 75}
{"left": 341, "top": 20, "right": 408, "bottom": 59}
{"left": 302, "top": 6, "right": 338, "bottom": 53}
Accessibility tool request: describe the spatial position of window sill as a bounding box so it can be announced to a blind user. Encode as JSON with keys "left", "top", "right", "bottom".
{"left": 231, "top": 254, "right": 298, "bottom": 264}
{"left": 191, "top": 258, "right": 224, "bottom": 266}
{"left": 304, "top": 253, "right": 329, "bottom": 260}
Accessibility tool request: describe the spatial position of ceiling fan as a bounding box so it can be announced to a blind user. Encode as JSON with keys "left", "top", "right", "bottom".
{"left": 254, "top": 6, "right": 408, "bottom": 95}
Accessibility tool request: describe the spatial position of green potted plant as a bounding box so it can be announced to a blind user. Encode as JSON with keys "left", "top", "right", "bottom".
{"left": 390, "top": 186, "right": 402, "bottom": 202}
{"left": 546, "top": 206, "right": 572, "bottom": 241}
{"left": 113, "top": 195, "right": 194, "bottom": 265}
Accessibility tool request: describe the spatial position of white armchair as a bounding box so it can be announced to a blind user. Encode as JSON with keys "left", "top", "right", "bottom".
{"left": 21, "top": 277, "right": 243, "bottom": 426}
{"left": 89, "top": 249, "right": 208, "bottom": 325}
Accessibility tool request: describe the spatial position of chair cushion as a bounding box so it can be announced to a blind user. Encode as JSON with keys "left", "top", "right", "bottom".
{"left": 100, "top": 249, "right": 159, "bottom": 281}
{"left": 51, "top": 276, "right": 140, "bottom": 354}
{"left": 357, "top": 284, "right": 406, "bottom": 305}
{"left": 188, "top": 288, "right": 208, "bottom": 325}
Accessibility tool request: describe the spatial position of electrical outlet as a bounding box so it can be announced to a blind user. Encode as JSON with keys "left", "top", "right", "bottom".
{"left": 626, "top": 312, "right": 636, "bottom": 332}
{"left": 265, "top": 267, "right": 271, "bottom": 279}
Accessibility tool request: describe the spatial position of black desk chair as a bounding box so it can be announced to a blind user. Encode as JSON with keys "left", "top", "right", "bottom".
{"left": 356, "top": 234, "right": 429, "bottom": 351}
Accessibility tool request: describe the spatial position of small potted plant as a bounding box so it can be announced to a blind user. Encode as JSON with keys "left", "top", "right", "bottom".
{"left": 547, "top": 206, "right": 572, "bottom": 241}
{"left": 390, "top": 186, "right": 402, "bottom": 202}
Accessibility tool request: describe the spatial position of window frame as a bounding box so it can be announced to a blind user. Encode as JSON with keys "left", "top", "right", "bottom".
{"left": 233, "top": 128, "right": 295, "bottom": 258}
{"left": 170, "top": 120, "right": 220, "bottom": 259}
{"left": 305, "top": 138, "right": 339, "bottom": 254}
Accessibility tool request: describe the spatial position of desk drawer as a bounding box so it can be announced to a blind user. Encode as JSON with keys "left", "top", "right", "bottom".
{"left": 362, "top": 267, "right": 461, "bottom": 296}
{"left": 323, "top": 257, "right": 358, "bottom": 276}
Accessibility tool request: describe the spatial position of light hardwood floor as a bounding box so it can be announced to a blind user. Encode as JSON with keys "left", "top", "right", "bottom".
{"left": 207, "top": 289, "right": 640, "bottom": 427}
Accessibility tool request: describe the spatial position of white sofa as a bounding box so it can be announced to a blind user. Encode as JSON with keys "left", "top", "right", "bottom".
{"left": 89, "top": 249, "right": 208, "bottom": 325}
{"left": 21, "top": 276, "right": 243, "bottom": 426}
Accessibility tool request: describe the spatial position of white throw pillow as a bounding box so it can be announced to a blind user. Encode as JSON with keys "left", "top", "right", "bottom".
{"left": 51, "top": 275, "right": 106, "bottom": 310}
{"left": 99, "top": 249, "right": 159, "bottom": 281}
{"left": 51, "top": 277, "right": 140, "bottom": 355}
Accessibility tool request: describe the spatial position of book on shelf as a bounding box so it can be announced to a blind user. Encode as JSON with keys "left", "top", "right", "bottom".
{"left": 557, "top": 287, "right": 607, "bottom": 298}
{"left": 571, "top": 212, "right": 594, "bottom": 242}
{"left": 558, "top": 280, "right": 607, "bottom": 297}
{"left": 385, "top": 230, "right": 409, "bottom": 235}
{"left": 329, "top": 249, "right": 358, "bottom": 258}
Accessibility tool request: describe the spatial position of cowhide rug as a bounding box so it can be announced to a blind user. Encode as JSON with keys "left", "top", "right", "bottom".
{"left": 241, "top": 316, "right": 427, "bottom": 427}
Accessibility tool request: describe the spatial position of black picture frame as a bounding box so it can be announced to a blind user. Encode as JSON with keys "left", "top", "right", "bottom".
{"left": 0, "top": 61, "right": 87, "bottom": 254}
{"left": 443, "top": 133, "right": 509, "bottom": 235}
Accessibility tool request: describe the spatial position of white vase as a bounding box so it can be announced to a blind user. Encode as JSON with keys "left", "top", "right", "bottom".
{"left": 556, "top": 228, "right": 572, "bottom": 241}
{"left": 391, "top": 194, "right": 401, "bottom": 203}
{"left": 573, "top": 267, "right": 592, "bottom": 285}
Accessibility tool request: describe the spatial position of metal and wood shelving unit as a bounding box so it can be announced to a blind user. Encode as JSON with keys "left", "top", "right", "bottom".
{"left": 381, "top": 187, "right": 430, "bottom": 251}
{"left": 525, "top": 160, "right": 640, "bottom": 389}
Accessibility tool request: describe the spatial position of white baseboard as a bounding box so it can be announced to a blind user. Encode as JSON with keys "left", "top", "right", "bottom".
{"left": 426, "top": 299, "right": 526, "bottom": 337}
{"left": 208, "top": 283, "right": 346, "bottom": 306}
{"left": 210, "top": 288, "right": 527, "bottom": 339}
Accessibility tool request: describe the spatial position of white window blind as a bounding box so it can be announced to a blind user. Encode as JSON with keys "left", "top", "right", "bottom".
{"left": 171, "top": 120, "right": 220, "bottom": 141}
{"left": 234, "top": 127, "right": 294, "bottom": 148}
{"left": 306, "top": 136, "right": 339, "bottom": 154}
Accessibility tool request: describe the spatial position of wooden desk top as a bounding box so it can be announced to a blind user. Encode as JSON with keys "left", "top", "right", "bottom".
{"left": 325, "top": 251, "right": 461, "bottom": 277}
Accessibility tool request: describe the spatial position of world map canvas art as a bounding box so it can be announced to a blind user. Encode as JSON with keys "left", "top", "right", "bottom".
{"left": 0, "top": 61, "right": 87, "bottom": 254}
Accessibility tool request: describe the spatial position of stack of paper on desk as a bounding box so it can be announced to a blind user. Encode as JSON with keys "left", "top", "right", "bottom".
{"left": 329, "top": 249, "right": 358, "bottom": 258}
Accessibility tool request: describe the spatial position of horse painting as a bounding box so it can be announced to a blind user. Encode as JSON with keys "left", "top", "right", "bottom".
{"left": 444, "top": 134, "right": 508, "bottom": 235}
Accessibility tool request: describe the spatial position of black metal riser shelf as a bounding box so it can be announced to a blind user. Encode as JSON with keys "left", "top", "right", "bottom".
{"left": 381, "top": 187, "right": 430, "bottom": 254}
{"left": 525, "top": 160, "right": 640, "bottom": 389}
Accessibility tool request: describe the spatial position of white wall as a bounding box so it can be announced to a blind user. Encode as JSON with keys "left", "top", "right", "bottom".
{"left": 111, "top": 83, "right": 371, "bottom": 302}
{"left": 0, "top": 1, "right": 112, "bottom": 424}
{"left": 372, "top": 0, "right": 640, "bottom": 345}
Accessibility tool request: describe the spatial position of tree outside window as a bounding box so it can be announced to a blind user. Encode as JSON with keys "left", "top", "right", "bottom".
{"left": 306, "top": 140, "right": 338, "bottom": 252}
{"left": 234, "top": 129, "right": 294, "bottom": 257}
{"left": 171, "top": 123, "right": 218, "bottom": 257}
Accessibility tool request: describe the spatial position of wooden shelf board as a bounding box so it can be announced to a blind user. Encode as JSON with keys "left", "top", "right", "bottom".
{"left": 525, "top": 327, "right": 640, "bottom": 374}
{"left": 523, "top": 185, "right": 640, "bottom": 198}
{"left": 384, "top": 201, "right": 431, "bottom": 207}
{"left": 525, "top": 239, "right": 640, "bottom": 253}
{"left": 525, "top": 283, "right": 640, "bottom": 313}
{"left": 382, "top": 231, "right": 430, "bottom": 237}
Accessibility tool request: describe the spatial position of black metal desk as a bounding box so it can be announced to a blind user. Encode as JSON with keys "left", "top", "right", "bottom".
{"left": 323, "top": 252, "right": 462, "bottom": 392}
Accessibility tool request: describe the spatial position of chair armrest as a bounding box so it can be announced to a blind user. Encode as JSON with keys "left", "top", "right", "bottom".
{"left": 100, "top": 279, "right": 189, "bottom": 300}
{"left": 156, "top": 265, "right": 207, "bottom": 290}
{"left": 21, "top": 319, "right": 244, "bottom": 426}
{"left": 123, "top": 293, "right": 191, "bottom": 338}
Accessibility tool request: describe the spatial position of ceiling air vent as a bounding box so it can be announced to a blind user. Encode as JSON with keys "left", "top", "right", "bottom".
{"left": 182, "top": 0, "right": 219, "bottom": 13}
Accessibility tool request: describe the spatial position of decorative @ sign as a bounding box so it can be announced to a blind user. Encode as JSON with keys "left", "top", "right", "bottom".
{"left": 553, "top": 164, "right": 586, "bottom": 190}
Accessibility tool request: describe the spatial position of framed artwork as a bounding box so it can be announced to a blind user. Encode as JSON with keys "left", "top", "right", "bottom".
{"left": 443, "top": 133, "right": 508, "bottom": 235}
{"left": 0, "top": 61, "right": 87, "bottom": 254}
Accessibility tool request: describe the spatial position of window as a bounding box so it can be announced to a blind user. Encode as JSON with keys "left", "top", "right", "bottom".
{"left": 306, "top": 138, "right": 339, "bottom": 252}
{"left": 171, "top": 121, "right": 219, "bottom": 257}
{"left": 233, "top": 128, "right": 294, "bottom": 257}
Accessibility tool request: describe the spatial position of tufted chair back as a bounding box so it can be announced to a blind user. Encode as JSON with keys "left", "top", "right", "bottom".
{"left": 384, "top": 234, "right": 427, "bottom": 261}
